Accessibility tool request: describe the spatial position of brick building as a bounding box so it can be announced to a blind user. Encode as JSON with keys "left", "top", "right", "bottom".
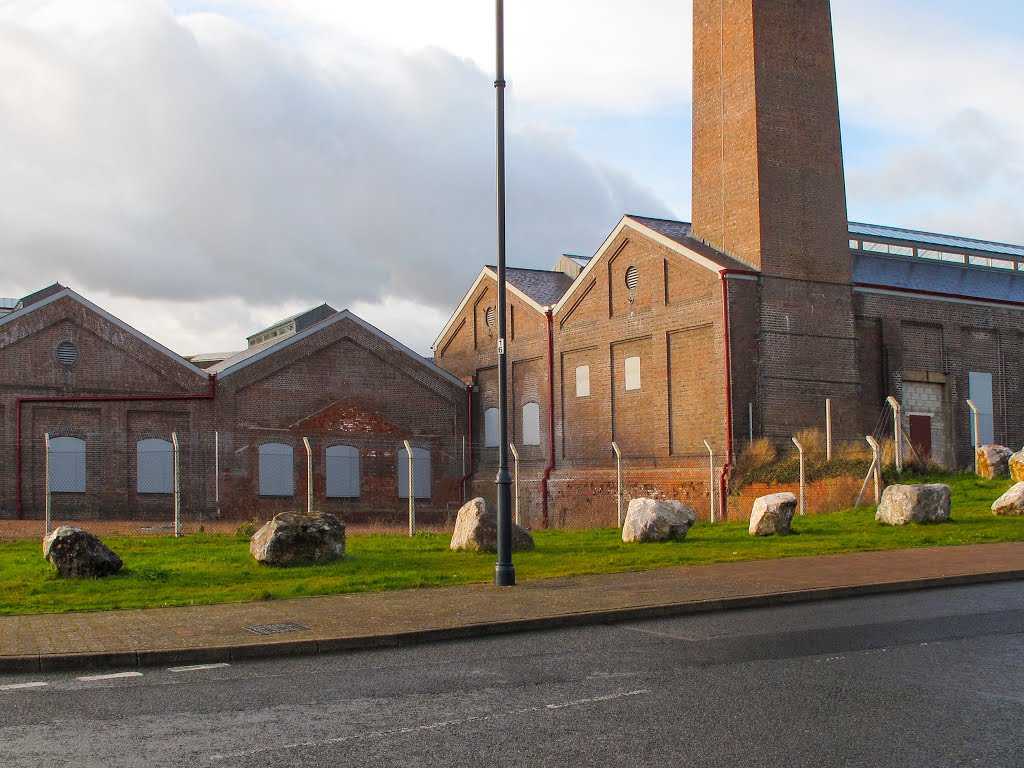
{"left": 0, "top": 287, "right": 469, "bottom": 523}
{"left": 434, "top": 0, "right": 1024, "bottom": 525}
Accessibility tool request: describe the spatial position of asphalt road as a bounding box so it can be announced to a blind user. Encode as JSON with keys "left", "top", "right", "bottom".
{"left": 2, "top": 582, "right": 1022, "bottom": 767}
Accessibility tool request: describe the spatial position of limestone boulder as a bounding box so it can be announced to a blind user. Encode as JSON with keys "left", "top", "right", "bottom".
{"left": 1009, "top": 451, "right": 1024, "bottom": 483}
{"left": 749, "top": 492, "right": 797, "bottom": 536}
{"left": 875, "top": 484, "right": 951, "bottom": 526}
{"left": 622, "top": 498, "right": 697, "bottom": 543}
{"left": 450, "top": 497, "right": 535, "bottom": 552}
{"left": 991, "top": 482, "right": 1024, "bottom": 517}
{"left": 977, "top": 444, "right": 1013, "bottom": 479}
{"left": 250, "top": 511, "right": 346, "bottom": 566}
{"left": 43, "top": 526, "right": 123, "bottom": 578}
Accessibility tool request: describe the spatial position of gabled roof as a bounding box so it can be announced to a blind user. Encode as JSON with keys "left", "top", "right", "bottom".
{"left": 246, "top": 303, "right": 337, "bottom": 343}
{"left": 0, "top": 287, "right": 210, "bottom": 378}
{"left": 627, "top": 216, "right": 760, "bottom": 273}
{"left": 214, "top": 308, "right": 467, "bottom": 389}
{"left": 853, "top": 252, "right": 1024, "bottom": 307}
{"left": 433, "top": 266, "right": 564, "bottom": 351}
{"left": 17, "top": 282, "right": 66, "bottom": 310}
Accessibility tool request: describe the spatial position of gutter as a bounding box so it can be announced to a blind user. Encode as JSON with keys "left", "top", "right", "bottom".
{"left": 14, "top": 375, "right": 216, "bottom": 519}
{"left": 541, "top": 308, "right": 555, "bottom": 528}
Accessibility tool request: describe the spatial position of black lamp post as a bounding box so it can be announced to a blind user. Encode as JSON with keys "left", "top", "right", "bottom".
{"left": 493, "top": 0, "right": 515, "bottom": 587}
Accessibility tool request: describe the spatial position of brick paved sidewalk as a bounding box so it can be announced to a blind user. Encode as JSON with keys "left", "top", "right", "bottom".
{"left": 2, "top": 542, "right": 1022, "bottom": 673}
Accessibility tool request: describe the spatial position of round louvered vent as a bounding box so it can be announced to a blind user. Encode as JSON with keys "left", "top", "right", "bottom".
{"left": 625, "top": 265, "right": 639, "bottom": 290}
{"left": 485, "top": 306, "right": 495, "bottom": 327}
{"left": 56, "top": 341, "right": 78, "bottom": 366}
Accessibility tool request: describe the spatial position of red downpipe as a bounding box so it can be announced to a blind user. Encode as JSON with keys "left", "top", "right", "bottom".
{"left": 541, "top": 309, "right": 555, "bottom": 528}
{"left": 456, "top": 385, "right": 474, "bottom": 503}
{"left": 14, "top": 375, "right": 216, "bottom": 519}
{"left": 718, "top": 273, "right": 735, "bottom": 521}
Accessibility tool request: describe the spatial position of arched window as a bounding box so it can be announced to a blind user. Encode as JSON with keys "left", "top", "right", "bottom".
{"left": 258, "top": 443, "right": 294, "bottom": 497}
{"left": 137, "top": 438, "right": 173, "bottom": 494}
{"left": 522, "top": 402, "right": 541, "bottom": 446}
{"left": 484, "top": 407, "right": 500, "bottom": 448}
{"left": 397, "top": 446, "right": 431, "bottom": 499}
{"left": 326, "top": 445, "right": 360, "bottom": 498}
{"left": 49, "top": 436, "right": 86, "bottom": 493}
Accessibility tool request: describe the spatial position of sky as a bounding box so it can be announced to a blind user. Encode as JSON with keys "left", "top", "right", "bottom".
{"left": 1, "top": 0, "right": 1022, "bottom": 357}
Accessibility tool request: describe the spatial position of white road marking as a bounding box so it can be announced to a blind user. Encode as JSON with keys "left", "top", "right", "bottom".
{"left": 617, "top": 625, "right": 700, "bottom": 641}
{"left": 210, "top": 688, "right": 650, "bottom": 762}
{"left": 0, "top": 681, "right": 48, "bottom": 691}
{"left": 168, "top": 663, "right": 231, "bottom": 673}
{"left": 76, "top": 671, "right": 143, "bottom": 682}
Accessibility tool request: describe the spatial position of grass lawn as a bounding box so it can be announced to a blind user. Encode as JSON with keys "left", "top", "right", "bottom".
{"left": 2, "top": 473, "right": 1022, "bottom": 615}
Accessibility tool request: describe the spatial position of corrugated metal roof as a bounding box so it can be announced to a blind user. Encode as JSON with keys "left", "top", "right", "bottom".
{"left": 849, "top": 222, "right": 1024, "bottom": 259}
{"left": 853, "top": 252, "right": 1024, "bottom": 305}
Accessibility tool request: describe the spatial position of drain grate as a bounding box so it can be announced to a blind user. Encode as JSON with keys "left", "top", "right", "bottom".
{"left": 246, "top": 622, "right": 311, "bottom": 636}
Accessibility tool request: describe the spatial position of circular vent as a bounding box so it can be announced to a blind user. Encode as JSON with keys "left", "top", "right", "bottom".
{"left": 56, "top": 341, "right": 78, "bottom": 366}
{"left": 625, "top": 265, "right": 639, "bottom": 291}
{"left": 485, "top": 306, "right": 495, "bottom": 328}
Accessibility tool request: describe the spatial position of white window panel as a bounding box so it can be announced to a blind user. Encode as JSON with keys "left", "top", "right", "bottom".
{"left": 326, "top": 445, "right": 360, "bottom": 498}
{"left": 398, "top": 446, "right": 431, "bottom": 499}
{"left": 576, "top": 365, "right": 590, "bottom": 397}
{"left": 522, "top": 403, "right": 541, "bottom": 446}
{"left": 624, "top": 356, "right": 641, "bottom": 391}
{"left": 484, "top": 407, "right": 500, "bottom": 448}
{"left": 49, "top": 436, "right": 86, "bottom": 493}
{"left": 259, "top": 443, "right": 294, "bottom": 497}
{"left": 137, "top": 438, "right": 173, "bottom": 494}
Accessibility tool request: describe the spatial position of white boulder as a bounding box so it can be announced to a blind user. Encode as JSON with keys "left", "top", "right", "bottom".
{"left": 991, "top": 482, "right": 1024, "bottom": 517}
{"left": 749, "top": 492, "right": 797, "bottom": 536}
{"left": 450, "top": 497, "right": 535, "bottom": 552}
{"left": 622, "top": 498, "right": 697, "bottom": 543}
{"left": 875, "top": 484, "right": 951, "bottom": 525}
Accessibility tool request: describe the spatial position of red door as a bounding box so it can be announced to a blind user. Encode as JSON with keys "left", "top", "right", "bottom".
{"left": 909, "top": 415, "right": 932, "bottom": 459}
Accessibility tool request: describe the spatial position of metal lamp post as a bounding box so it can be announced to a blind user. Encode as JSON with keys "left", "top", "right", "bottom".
{"left": 493, "top": 0, "right": 515, "bottom": 586}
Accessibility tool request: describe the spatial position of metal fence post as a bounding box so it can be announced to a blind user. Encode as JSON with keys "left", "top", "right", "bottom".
{"left": 44, "top": 433, "right": 52, "bottom": 536}
{"left": 703, "top": 439, "right": 716, "bottom": 523}
{"left": 792, "top": 436, "right": 806, "bottom": 516}
{"left": 509, "top": 443, "right": 520, "bottom": 526}
{"left": 611, "top": 441, "right": 623, "bottom": 527}
{"left": 867, "top": 436, "right": 882, "bottom": 504}
{"left": 303, "top": 437, "right": 313, "bottom": 515}
{"left": 171, "top": 432, "right": 181, "bottom": 537}
{"left": 966, "top": 399, "right": 980, "bottom": 474}
{"left": 825, "top": 398, "right": 833, "bottom": 462}
{"left": 403, "top": 439, "right": 415, "bottom": 536}
{"left": 886, "top": 395, "right": 903, "bottom": 474}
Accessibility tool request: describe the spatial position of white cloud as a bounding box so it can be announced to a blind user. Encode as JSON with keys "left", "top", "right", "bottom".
{"left": 0, "top": 0, "right": 669, "bottom": 355}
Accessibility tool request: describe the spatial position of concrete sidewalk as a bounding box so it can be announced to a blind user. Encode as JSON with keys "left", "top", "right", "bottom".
{"left": 2, "top": 542, "right": 1022, "bottom": 674}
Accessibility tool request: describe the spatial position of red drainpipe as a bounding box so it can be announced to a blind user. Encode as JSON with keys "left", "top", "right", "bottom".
{"left": 718, "top": 272, "right": 737, "bottom": 521}
{"left": 456, "top": 385, "right": 474, "bottom": 503}
{"left": 541, "top": 308, "right": 555, "bottom": 528}
{"left": 14, "top": 374, "right": 216, "bottom": 519}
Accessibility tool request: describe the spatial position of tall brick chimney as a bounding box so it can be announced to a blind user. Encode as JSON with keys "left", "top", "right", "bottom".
{"left": 692, "top": 0, "right": 860, "bottom": 439}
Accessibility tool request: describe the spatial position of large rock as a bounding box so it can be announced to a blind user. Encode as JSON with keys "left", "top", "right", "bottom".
{"left": 1009, "top": 451, "right": 1024, "bottom": 483}
{"left": 992, "top": 482, "right": 1024, "bottom": 517}
{"left": 749, "top": 492, "right": 797, "bottom": 536}
{"left": 622, "top": 498, "right": 697, "bottom": 543}
{"left": 43, "top": 526, "right": 123, "bottom": 578}
{"left": 450, "top": 497, "right": 535, "bottom": 552}
{"left": 250, "top": 511, "right": 346, "bottom": 566}
{"left": 977, "top": 445, "right": 1013, "bottom": 479}
{"left": 875, "top": 484, "right": 951, "bottom": 525}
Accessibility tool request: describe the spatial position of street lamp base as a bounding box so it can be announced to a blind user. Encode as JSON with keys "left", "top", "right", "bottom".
{"left": 494, "top": 564, "right": 516, "bottom": 587}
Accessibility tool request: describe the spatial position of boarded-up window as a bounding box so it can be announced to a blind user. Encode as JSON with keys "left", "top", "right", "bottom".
{"left": 624, "top": 356, "right": 641, "bottom": 391}
{"left": 398, "top": 446, "right": 431, "bottom": 499}
{"left": 576, "top": 365, "right": 590, "bottom": 397}
{"left": 259, "top": 443, "right": 294, "bottom": 497}
{"left": 522, "top": 402, "right": 541, "bottom": 446}
{"left": 968, "top": 371, "right": 995, "bottom": 446}
{"left": 484, "top": 407, "right": 500, "bottom": 447}
{"left": 326, "top": 445, "right": 359, "bottom": 498}
{"left": 137, "top": 438, "right": 173, "bottom": 494}
{"left": 50, "top": 436, "right": 86, "bottom": 493}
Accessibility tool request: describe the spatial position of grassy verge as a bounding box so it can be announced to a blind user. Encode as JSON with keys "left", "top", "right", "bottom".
{"left": 2, "top": 474, "right": 1021, "bottom": 615}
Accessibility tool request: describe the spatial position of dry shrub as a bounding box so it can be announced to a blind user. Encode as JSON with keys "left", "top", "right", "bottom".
{"left": 735, "top": 437, "right": 777, "bottom": 475}
{"left": 793, "top": 428, "right": 825, "bottom": 460}
{"left": 835, "top": 440, "right": 872, "bottom": 462}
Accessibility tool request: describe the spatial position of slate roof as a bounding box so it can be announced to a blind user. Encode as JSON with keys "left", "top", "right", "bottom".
{"left": 853, "top": 252, "right": 1024, "bottom": 305}
{"left": 626, "top": 216, "right": 759, "bottom": 272}
{"left": 487, "top": 267, "right": 575, "bottom": 308}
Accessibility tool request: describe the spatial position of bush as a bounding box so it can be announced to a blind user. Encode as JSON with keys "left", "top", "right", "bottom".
{"left": 234, "top": 517, "right": 262, "bottom": 537}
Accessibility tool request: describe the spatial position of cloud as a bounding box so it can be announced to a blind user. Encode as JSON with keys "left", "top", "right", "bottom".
{"left": 0, "top": 0, "right": 670, "bottom": 354}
